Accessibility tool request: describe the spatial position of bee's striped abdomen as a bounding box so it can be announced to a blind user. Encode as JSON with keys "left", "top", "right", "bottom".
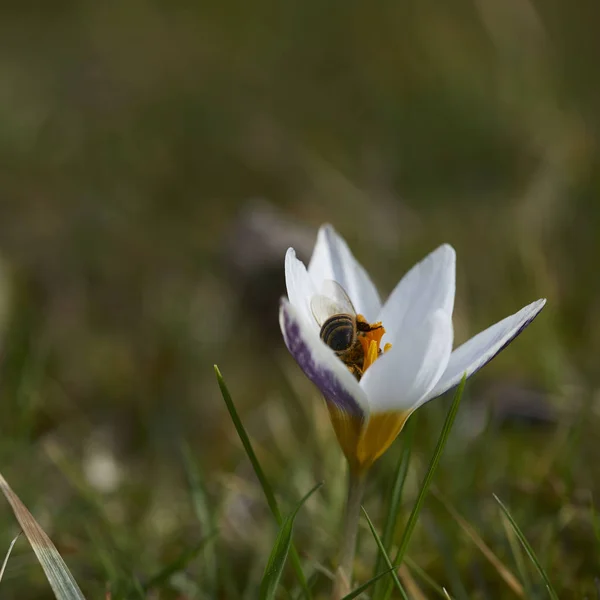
{"left": 320, "top": 315, "right": 355, "bottom": 353}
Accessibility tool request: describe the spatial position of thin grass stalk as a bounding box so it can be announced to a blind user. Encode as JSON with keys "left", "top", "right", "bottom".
{"left": 362, "top": 507, "right": 408, "bottom": 600}
{"left": 0, "top": 533, "right": 21, "bottom": 583}
{"left": 494, "top": 494, "right": 559, "bottom": 600}
{"left": 382, "top": 375, "right": 466, "bottom": 600}
{"left": 404, "top": 556, "right": 455, "bottom": 600}
{"left": 180, "top": 443, "right": 218, "bottom": 596}
{"left": 434, "top": 489, "right": 524, "bottom": 597}
{"left": 332, "top": 470, "right": 367, "bottom": 600}
{"left": 372, "top": 416, "right": 416, "bottom": 600}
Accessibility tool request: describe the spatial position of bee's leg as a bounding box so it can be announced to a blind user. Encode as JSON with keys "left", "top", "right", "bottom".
{"left": 348, "top": 364, "right": 363, "bottom": 381}
{"left": 356, "top": 319, "right": 383, "bottom": 333}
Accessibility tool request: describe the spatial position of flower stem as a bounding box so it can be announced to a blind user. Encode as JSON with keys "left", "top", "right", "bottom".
{"left": 332, "top": 468, "right": 367, "bottom": 599}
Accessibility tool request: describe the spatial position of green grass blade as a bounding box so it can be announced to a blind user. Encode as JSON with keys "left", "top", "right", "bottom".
{"left": 180, "top": 442, "right": 219, "bottom": 595}
{"left": 425, "top": 519, "right": 469, "bottom": 600}
{"left": 394, "top": 376, "right": 465, "bottom": 563}
{"left": 214, "top": 365, "right": 311, "bottom": 599}
{"left": 362, "top": 506, "right": 408, "bottom": 600}
{"left": 259, "top": 482, "right": 323, "bottom": 600}
{"left": 493, "top": 494, "right": 559, "bottom": 600}
{"left": 341, "top": 566, "right": 398, "bottom": 600}
{"left": 0, "top": 532, "right": 21, "bottom": 583}
{"left": 215, "top": 365, "right": 281, "bottom": 519}
{"left": 372, "top": 415, "right": 416, "bottom": 600}
{"left": 83, "top": 525, "right": 121, "bottom": 592}
{"left": 0, "top": 472, "right": 86, "bottom": 599}
{"left": 45, "top": 443, "right": 143, "bottom": 596}
{"left": 591, "top": 498, "right": 600, "bottom": 549}
{"left": 143, "top": 534, "right": 217, "bottom": 591}
{"left": 292, "top": 572, "right": 320, "bottom": 600}
{"left": 383, "top": 375, "right": 466, "bottom": 600}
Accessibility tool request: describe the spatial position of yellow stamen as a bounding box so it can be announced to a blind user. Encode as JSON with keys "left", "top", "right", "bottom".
{"left": 355, "top": 314, "right": 389, "bottom": 375}
{"left": 362, "top": 339, "right": 378, "bottom": 371}
{"left": 384, "top": 342, "right": 392, "bottom": 353}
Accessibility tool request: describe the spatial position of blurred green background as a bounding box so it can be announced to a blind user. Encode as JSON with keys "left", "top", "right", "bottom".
{"left": 1, "top": 0, "right": 599, "bottom": 598}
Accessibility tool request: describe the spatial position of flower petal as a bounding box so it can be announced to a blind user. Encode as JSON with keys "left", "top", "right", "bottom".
{"left": 421, "top": 298, "right": 547, "bottom": 405}
{"left": 354, "top": 410, "right": 412, "bottom": 472}
{"left": 307, "top": 224, "right": 382, "bottom": 321}
{"left": 361, "top": 309, "right": 453, "bottom": 412}
{"left": 378, "top": 244, "right": 456, "bottom": 347}
{"left": 326, "top": 404, "right": 363, "bottom": 470}
{"left": 285, "top": 248, "right": 317, "bottom": 329}
{"left": 279, "top": 298, "right": 369, "bottom": 417}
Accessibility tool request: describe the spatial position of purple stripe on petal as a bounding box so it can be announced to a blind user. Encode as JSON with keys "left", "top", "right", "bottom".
{"left": 281, "top": 305, "right": 365, "bottom": 418}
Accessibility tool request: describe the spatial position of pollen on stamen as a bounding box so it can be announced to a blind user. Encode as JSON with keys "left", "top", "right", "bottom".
{"left": 357, "top": 317, "right": 387, "bottom": 374}
{"left": 362, "top": 340, "right": 378, "bottom": 371}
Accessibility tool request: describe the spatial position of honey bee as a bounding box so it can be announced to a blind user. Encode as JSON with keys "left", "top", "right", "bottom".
{"left": 311, "top": 281, "right": 383, "bottom": 381}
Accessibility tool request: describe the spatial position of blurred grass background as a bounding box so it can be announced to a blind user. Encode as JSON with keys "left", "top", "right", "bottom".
{"left": 0, "top": 0, "right": 599, "bottom": 597}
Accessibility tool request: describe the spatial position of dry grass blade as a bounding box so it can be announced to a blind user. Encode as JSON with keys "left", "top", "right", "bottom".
{"left": 404, "top": 556, "right": 454, "bottom": 600}
{"left": 501, "top": 513, "right": 534, "bottom": 597}
{"left": 0, "top": 472, "right": 86, "bottom": 599}
{"left": 0, "top": 532, "right": 21, "bottom": 582}
{"left": 397, "top": 564, "right": 427, "bottom": 600}
{"left": 433, "top": 490, "right": 524, "bottom": 597}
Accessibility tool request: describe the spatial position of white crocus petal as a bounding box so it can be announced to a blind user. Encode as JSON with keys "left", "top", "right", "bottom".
{"left": 285, "top": 248, "right": 318, "bottom": 329}
{"left": 279, "top": 299, "right": 370, "bottom": 417}
{"left": 377, "top": 244, "right": 456, "bottom": 347}
{"left": 308, "top": 224, "right": 382, "bottom": 321}
{"left": 361, "top": 309, "right": 453, "bottom": 413}
{"left": 420, "top": 298, "right": 547, "bottom": 406}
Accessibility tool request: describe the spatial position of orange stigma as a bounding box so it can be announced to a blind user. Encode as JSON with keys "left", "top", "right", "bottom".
{"left": 356, "top": 315, "right": 390, "bottom": 373}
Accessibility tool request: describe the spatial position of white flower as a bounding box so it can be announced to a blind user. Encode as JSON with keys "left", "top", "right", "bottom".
{"left": 279, "top": 224, "right": 546, "bottom": 472}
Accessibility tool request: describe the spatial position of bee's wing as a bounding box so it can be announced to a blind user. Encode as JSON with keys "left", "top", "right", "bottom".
{"left": 310, "top": 280, "right": 356, "bottom": 326}
{"left": 320, "top": 280, "right": 356, "bottom": 313}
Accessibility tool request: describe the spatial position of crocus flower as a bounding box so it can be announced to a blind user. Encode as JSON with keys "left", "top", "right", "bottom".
{"left": 279, "top": 224, "right": 546, "bottom": 473}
